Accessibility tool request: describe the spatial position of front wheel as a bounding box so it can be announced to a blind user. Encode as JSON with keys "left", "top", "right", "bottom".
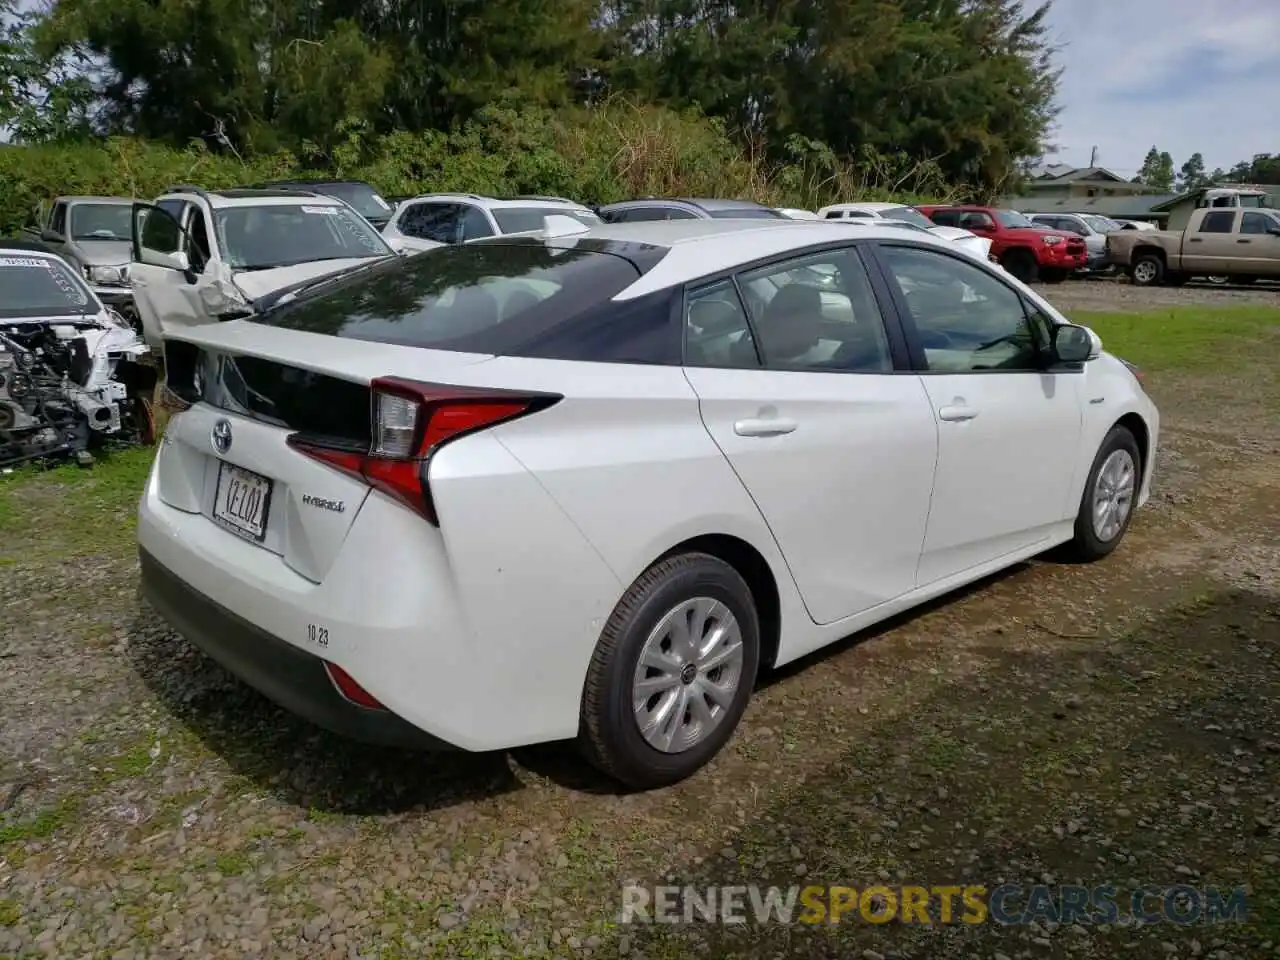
{"left": 1040, "top": 268, "right": 1069, "bottom": 284}
{"left": 1000, "top": 248, "right": 1039, "bottom": 284}
{"left": 1129, "top": 254, "right": 1164, "bottom": 287}
{"left": 1065, "top": 426, "right": 1141, "bottom": 562}
{"left": 578, "top": 553, "right": 760, "bottom": 790}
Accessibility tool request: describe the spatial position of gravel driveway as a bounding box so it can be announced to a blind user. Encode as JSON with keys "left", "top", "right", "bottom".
{"left": 1, "top": 284, "right": 1278, "bottom": 959}
{"left": 1044, "top": 275, "right": 1280, "bottom": 314}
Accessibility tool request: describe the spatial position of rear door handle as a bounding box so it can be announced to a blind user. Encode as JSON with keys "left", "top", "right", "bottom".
{"left": 733, "top": 417, "right": 797, "bottom": 438}
{"left": 1188, "top": 237, "right": 1203, "bottom": 243}
{"left": 1237, "top": 238, "right": 1252, "bottom": 244}
{"left": 938, "top": 405, "right": 980, "bottom": 422}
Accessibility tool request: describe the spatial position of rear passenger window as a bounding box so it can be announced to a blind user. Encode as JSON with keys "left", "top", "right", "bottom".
{"left": 737, "top": 250, "right": 893, "bottom": 373}
{"left": 929, "top": 210, "right": 961, "bottom": 227}
{"left": 685, "top": 281, "right": 758, "bottom": 368}
{"left": 1198, "top": 212, "right": 1236, "bottom": 233}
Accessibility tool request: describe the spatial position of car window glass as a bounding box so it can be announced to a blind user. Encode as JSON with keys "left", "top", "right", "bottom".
{"left": 50, "top": 203, "right": 68, "bottom": 234}
{"left": 880, "top": 245, "right": 1041, "bottom": 373}
{"left": 1240, "top": 212, "right": 1276, "bottom": 235}
{"left": 399, "top": 202, "right": 463, "bottom": 243}
{"left": 929, "top": 210, "right": 961, "bottom": 227}
{"left": 1198, "top": 211, "right": 1236, "bottom": 234}
{"left": 738, "top": 249, "right": 893, "bottom": 372}
{"left": 187, "top": 207, "right": 213, "bottom": 267}
{"left": 139, "top": 206, "right": 184, "bottom": 256}
{"left": 214, "top": 205, "right": 389, "bottom": 269}
{"left": 685, "top": 280, "right": 758, "bottom": 368}
{"left": 69, "top": 204, "right": 132, "bottom": 241}
{"left": 156, "top": 199, "right": 187, "bottom": 223}
{"left": 958, "top": 212, "right": 995, "bottom": 230}
{"left": 664, "top": 208, "right": 698, "bottom": 220}
{"left": 459, "top": 206, "right": 495, "bottom": 240}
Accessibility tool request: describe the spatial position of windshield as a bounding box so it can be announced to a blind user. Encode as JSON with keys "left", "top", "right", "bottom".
{"left": 1081, "top": 215, "right": 1121, "bottom": 233}
{"left": 309, "top": 183, "right": 393, "bottom": 220}
{"left": 883, "top": 206, "right": 935, "bottom": 229}
{"left": 994, "top": 209, "right": 1035, "bottom": 229}
{"left": 0, "top": 255, "right": 96, "bottom": 318}
{"left": 69, "top": 204, "right": 132, "bottom": 241}
{"left": 492, "top": 207, "right": 602, "bottom": 234}
{"left": 707, "top": 207, "right": 785, "bottom": 220}
{"left": 215, "top": 204, "right": 394, "bottom": 270}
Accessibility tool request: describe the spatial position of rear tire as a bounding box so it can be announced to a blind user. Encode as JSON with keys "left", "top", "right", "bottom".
{"left": 1001, "top": 248, "right": 1039, "bottom": 284}
{"left": 1064, "top": 425, "right": 1141, "bottom": 562}
{"left": 1129, "top": 253, "right": 1164, "bottom": 287}
{"left": 578, "top": 552, "right": 760, "bottom": 790}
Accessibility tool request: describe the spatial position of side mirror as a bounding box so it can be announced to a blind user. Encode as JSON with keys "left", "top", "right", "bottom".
{"left": 1052, "top": 323, "right": 1096, "bottom": 364}
{"left": 1268, "top": 227, "right": 1280, "bottom": 237}
{"left": 40, "top": 228, "right": 61, "bottom": 242}
{"left": 384, "top": 236, "right": 410, "bottom": 256}
{"left": 140, "top": 248, "right": 190, "bottom": 272}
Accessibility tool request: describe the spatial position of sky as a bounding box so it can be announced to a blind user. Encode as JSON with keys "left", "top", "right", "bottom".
{"left": 1043, "top": 0, "right": 1280, "bottom": 177}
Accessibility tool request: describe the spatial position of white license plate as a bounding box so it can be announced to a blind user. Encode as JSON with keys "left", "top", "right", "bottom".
{"left": 213, "top": 463, "right": 273, "bottom": 541}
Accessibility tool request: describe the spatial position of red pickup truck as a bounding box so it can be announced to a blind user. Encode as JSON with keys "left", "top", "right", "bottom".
{"left": 917, "top": 205, "right": 1088, "bottom": 284}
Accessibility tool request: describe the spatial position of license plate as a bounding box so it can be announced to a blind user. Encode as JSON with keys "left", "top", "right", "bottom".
{"left": 213, "top": 462, "right": 273, "bottom": 541}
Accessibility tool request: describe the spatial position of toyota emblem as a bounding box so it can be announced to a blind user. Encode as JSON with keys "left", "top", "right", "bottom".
{"left": 211, "top": 418, "right": 233, "bottom": 455}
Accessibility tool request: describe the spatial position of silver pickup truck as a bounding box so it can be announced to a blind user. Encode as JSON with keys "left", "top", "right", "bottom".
{"left": 21, "top": 196, "right": 138, "bottom": 321}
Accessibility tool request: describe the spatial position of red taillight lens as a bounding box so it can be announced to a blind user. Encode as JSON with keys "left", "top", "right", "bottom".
{"left": 324, "top": 662, "right": 386, "bottom": 710}
{"left": 287, "top": 377, "right": 559, "bottom": 525}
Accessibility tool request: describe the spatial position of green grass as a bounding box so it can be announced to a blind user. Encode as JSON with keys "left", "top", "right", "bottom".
{"left": 0, "top": 444, "right": 155, "bottom": 560}
{"left": 1071, "top": 305, "right": 1280, "bottom": 373}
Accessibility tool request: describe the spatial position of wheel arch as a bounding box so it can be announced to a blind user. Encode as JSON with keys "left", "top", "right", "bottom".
{"left": 1114, "top": 411, "right": 1150, "bottom": 480}
{"left": 654, "top": 533, "right": 783, "bottom": 671}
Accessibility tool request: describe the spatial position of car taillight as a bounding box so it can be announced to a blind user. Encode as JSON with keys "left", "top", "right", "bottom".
{"left": 288, "top": 376, "right": 560, "bottom": 525}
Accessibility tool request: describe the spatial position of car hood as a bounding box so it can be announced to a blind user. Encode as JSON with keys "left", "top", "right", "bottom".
{"left": 73, "top": 240, "right": 133, "bottom": 265}
{"left": 231, "top": 257, "right": 394, "bottom": 300}
{"left": 1011, "top": 226, "right": 1076, "bottom": 241}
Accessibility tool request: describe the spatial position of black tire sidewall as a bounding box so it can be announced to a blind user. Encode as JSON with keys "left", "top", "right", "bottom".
{"left": 1073, "top": 426, "right": 1141, "bottom": 559}
{"left": 1001, "top": 249, "right": 1037, "bottom": 284}
{"left": 589, "top": 556, "right": 760, "bottom": 788}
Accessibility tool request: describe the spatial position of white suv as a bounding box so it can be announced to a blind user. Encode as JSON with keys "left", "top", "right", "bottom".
{"left": 129, "top": 186, "right": 401, "bottom": 352}
{"left": 381, "top": 193, "right": 602, "bottom": 246}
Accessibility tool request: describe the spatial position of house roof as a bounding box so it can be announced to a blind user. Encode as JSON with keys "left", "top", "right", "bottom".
{"left": 1027, "top": 163, "right": 1129, "bottom": 183}
{"left": 999, "top": 194, "right": 1178, "bottom": 217}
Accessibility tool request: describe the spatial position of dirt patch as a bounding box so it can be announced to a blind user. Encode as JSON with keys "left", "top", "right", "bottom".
{"left": 1, "top": 334, "right": 1278, "bottom": 958}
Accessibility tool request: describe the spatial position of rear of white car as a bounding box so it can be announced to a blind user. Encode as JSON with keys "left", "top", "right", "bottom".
{"left": 138, "top": 242, "right": 684, "bottom": 752}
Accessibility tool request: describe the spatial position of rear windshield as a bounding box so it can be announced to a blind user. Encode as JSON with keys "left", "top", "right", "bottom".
{"left": 0, "top": 255, "right": 96, "bottom": 318}
{"left": 258, "top": 242, "right": 679, "bottom": 363}
{"left": 309, "top": 183, "right": 393, "bottom": 220}
{"left": 492, "top": 207, "right": 602, "bottom": 234}
{"left": 706, "top": 207, "right": 784, "bottom": 220}
{"left": 882, "top": 206, "right": 935, "bottom": 229}
{"left": 215, "top": 204, "right": 393, "bottom": 270}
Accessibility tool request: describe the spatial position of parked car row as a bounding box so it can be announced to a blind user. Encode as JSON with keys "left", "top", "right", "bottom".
{"left": 121, "top": 190, "right": 1160, "bottom": 789}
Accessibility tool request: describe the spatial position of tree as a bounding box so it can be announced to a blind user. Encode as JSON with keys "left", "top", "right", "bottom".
{"left": 1135, "top": 146, "right": 1174, "bottom": 191}
{"left": 1176, "top": 152, "right": 1207, "bottom": 193}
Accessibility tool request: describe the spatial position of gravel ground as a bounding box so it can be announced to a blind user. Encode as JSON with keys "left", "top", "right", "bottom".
{"left": 1044, "top": 275, "right": 1280, "bottom": 314}
{"left": 1, "top": 288, "right": 1278, "bottom": 959}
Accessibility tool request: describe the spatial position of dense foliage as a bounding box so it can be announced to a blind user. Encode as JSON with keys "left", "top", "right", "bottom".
{"left": 3, "top": 0, "right": 1061, "bottom": 199}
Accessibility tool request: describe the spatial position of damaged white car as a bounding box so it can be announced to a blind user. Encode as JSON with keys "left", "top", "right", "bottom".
{"left": 0, "top": 246, "right": 155, "bottom": 467}
{"left": 129, "top": 187, "right": 411, "bottom": 355}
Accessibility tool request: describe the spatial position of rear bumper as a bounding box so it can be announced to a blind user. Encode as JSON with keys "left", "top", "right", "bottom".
{"left": 139, "top": 547, "right": 454, "bottom": 750}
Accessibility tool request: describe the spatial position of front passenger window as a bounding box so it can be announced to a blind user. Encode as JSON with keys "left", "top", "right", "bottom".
{"left": 879, "top": 245, "right": 1042, "bottom": 373}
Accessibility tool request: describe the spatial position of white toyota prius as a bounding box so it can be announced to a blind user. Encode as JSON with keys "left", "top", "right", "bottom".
{"left": 137, "top": 218, "right": 1159, "bottom": 789}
